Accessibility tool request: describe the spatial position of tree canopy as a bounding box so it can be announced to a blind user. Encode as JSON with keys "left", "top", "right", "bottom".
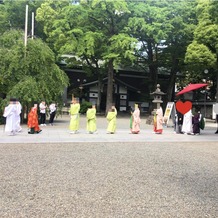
{"left": 185, "top": 0, "right": 218, "bottom": 101}
{"left": 1, "top": 0, "right": 218, "bottom": 114}
{"left": 37, "top": 0, "right": 137, "bottom": 111}
{"left": 0, "top": 0, "right": 46, "bottom": 38}
{"left": 0, "top": 29, "right": 69, "bottom": 114}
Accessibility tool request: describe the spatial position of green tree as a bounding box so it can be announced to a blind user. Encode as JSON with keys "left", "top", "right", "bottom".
{"left": 0, "top": 29, "right": 69, "bottom": 119}
{"left": 0, "top": 3, "right": 9, "bottom": 34}
{"left": 161, "top": 0, "right": 197, "bottom": 102}
{"left": 127, "top": 0, "right": 171, "bottom": 95}
{"left": 36, "top": 0, "right": 137, "bottom": 112}
{"left": 185, "top": 0, "right": 218, "bottom": 101}
{"left": 1, "top": 0, "right": 46, "bottom": 39}
{"left": 127, "top": 0, "right": 197, "bottom": 102}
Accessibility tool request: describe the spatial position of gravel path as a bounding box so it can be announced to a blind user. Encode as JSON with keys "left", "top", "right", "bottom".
{"left": 0, "top": 142, "right": 218, "bottom": 217}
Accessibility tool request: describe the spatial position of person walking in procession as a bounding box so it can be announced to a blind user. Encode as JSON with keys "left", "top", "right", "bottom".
{"left": 5, "top": 98, "right": 23, "bottom": 133}
{"left": 153, "top": 106, "right": 164, "bottom": 134}
{"left": 192, "top": 111, "right": 201, "bottom": 135}
{"left": 215, "top": 114, "right": 218, "bottom": 134}
{"left": 106, "top": 105, "right": 117, "bottom": 134}
{"left": 69, "top": 98, "right": 80, "bottom": 134}
{"left": 130, "top": 104, "right": 141, "bottom": 134}
{"left": 3, "top": 98, "right": 19, "bottom": 136}
{"left": 39, "top": 101, "right": 47, "bottom": 126}
{"left": 182, "top": 109, "right": 193, "bottom": 135}
{"left": 15, "top": 100, "right": 22, "bottom": 132}
{"left": 49, "top": 103, "right": 56, "bottom": 126}
{"left": 27, "top": 103, "right": 42, "bottom": 134}
{"left": 174, "top": 110, "right": 183, "bottom": 134}
{"left": 86, "top": 104, "right": 97, "bottom": 134}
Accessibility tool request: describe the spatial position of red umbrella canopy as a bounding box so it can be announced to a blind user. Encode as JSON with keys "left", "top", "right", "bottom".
{"left": 176, "top": 83, "right": 208, "bottom": 96}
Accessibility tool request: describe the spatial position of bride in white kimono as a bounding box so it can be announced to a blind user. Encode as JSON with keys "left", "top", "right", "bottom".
{"left": 182, "top": 109, "right": 193, "bottom": 135}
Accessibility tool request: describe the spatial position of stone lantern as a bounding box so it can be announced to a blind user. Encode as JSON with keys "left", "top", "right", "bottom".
{"left": 146, "top": 84, "right": 166, "bottom": 124}
{"left": 150, "top": 84, "right": 166, "bottom": 110}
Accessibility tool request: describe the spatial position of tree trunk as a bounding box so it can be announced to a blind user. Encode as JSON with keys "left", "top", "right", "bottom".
{"left": 146, "top": 41, "right": 158, "bottom": 114}
{"left": 166, "top": 72, "right": 176, "bottom": 102}
{"left": 166, "top": 58, "right": 179, "bottom": 102}
{"left": 96, "top": 75, "right": 103, "bottom": 113}
{"left": 149, "top": 64, "right": 158, "bottom": 92}
{"left": 147, "top": 40, "right": 158, "bottom": 93}
{"left": 106, "top": 60, "right": 114, "bottom": 113}
{"left": 216, "top": 69, "right": 218, "bottom": 103}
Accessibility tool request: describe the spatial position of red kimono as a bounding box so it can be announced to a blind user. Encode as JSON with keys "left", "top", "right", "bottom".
{"left": 28, "top": 107, "right": 40, "bottom": 132}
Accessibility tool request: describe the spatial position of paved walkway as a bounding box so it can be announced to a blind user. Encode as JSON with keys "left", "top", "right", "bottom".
{"left": 0, "top": 115, "right": 217, "bottom": 143}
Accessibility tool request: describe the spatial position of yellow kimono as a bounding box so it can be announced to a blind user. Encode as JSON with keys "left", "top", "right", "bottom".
{"left": 69, "top": 103, "right": 80, "bottom": 132}
{"left": 106, "top": 108, "right": 117, "bottom": 133}
{"left": 86, "top": 108, "right": 97, "bottom": 133}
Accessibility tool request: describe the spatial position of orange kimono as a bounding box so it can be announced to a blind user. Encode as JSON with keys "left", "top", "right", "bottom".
{"left": 28, "top": 107, "right": 41, "bottom": 133}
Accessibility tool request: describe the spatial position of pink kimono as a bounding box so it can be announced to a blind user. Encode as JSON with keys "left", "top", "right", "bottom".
{"left": 131, "top": 108, "right": 141, "bottom": 134}
{"left": 154, "top": 107, "right": 163, "bottom": 134}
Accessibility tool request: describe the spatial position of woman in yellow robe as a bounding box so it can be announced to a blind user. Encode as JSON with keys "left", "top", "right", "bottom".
{"left": 69, "top": 98, "right": 80, "bottom": 134}
{"left": 86, "top": 105, "right": 97, "bottom": 134}
{"left": 106, "top": 106, "right": 117, "bottom": 134}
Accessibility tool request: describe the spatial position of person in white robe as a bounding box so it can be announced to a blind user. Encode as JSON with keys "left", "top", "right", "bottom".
{"left": 15, "top": 100, "right": 22, "bottom": 132}
{"left": 181, "top": 109, "right": 193, "bottom": 134}
{"left": 3, "top": 98, "right": 19, "bottom": 135}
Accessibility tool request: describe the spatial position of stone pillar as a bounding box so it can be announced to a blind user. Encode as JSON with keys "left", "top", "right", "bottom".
{"left": 146, "top": 84, "right": 166, "bottom": 124}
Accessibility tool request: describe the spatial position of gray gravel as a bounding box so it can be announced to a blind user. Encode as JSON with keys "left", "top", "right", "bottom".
{"left": 0, "top": 142, "right": 218, "bottom": 217}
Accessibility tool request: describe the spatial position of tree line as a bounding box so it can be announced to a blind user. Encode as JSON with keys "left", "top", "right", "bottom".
{"left": 0, "top": 0, "right": 218, "bottom": 115}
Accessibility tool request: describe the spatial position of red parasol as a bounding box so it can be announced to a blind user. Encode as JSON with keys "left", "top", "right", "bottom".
{"left": 176, "top": 83, "right": 208, "bottom": 96}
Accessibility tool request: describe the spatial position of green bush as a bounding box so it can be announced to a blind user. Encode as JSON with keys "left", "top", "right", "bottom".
{"left": 0, "top": 116, "right": 5, "bottom": 125}
{"left": 80, "top": 101, "right": 92, "bottom": 114}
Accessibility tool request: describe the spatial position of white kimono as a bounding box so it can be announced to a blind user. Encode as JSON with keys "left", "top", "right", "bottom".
{"left": 3, "top": 103, "right": 19, "bottom": 133}
{"left": 182, "top": 110, "right": 193, "bottom": 134}
{"left": 15, "top": 102, "right": 22, "bottom": 132}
